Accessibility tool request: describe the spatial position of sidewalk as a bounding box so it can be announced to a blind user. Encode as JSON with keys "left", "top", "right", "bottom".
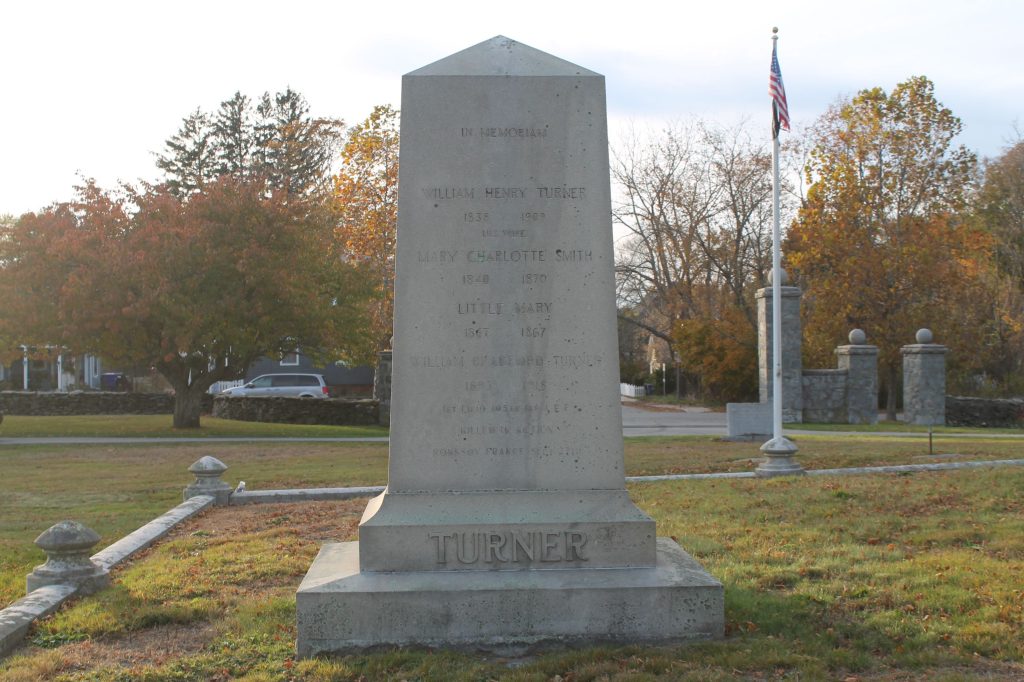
{"left": 2, "top": 401, "right": 1022, "bottom": 444}
{"left": 619, "top": 398, "right": 1024, "bottom": 438}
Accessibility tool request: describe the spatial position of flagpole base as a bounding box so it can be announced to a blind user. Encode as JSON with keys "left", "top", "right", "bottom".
{"left": 756, "top": 436, "right": 804, "bottom": 477}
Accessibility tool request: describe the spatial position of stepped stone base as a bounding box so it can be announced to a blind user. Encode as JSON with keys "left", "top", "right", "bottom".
{"left": 296, "top": 537, "right": 723, "bottom": 656}
{"left": 356, "top": 489, "right": 657, "bottom": 572}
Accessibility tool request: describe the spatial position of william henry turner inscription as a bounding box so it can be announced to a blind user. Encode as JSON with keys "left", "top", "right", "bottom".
{"left": 296, "top": 36, "right": 724, "bottom": 654}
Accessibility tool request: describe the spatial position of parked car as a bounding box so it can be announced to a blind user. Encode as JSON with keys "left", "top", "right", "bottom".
{"left": 100, "top": 372, "right": 132, "bottom": 391}
{"left": 220, "top": 373, "right": 330, "bottom": 398}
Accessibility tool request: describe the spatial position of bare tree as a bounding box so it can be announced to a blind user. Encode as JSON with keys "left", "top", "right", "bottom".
{"left": 613, "top": 120, "right": 783, "bottom": 400}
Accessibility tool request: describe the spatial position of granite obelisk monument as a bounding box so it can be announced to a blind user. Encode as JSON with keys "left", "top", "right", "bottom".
{"left": 296, "top": 36, "right": 723, "bottom": 654}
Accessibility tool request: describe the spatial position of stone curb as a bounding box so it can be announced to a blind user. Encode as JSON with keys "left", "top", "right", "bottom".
{"left": 92, "top": 495, "right": 215, "bottom": 571}
{"left": 4, "top": 458, "right": 1021, "bottom": 659}
{"left": 625, "top": 458, "right": 1024, "bottom": 483}
{"left": 0, "top": 496, "right": 215, "bottom": 660}
{"left": 805, "top": 458, "right": 1024, "bottom": 477}
{"left": 229, "top": 487, "right": 386, "bottom": 505}
{"left": 627, "top": 472, "right": 756, "bottom": 482}
{"left": 219, "top": 458, "right": 1024, "bottom": 498}
{"left": 0, "top": 584, "right": 77, "bottom": 658}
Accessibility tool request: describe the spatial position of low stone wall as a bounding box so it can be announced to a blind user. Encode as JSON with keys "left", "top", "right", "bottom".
{"left": 212, "top": 396, "right": 380, "bottom": 426}
{"left": 0, "top": 391, "right": 213, "bottom": 416}
{"left": 725, "top": 402, "right": 772, "bottom": 440}
{"left": 801, "top": 370, "right": 847, "bottom": 423}
{"left": 945, "top": 396, "right": 1024, "bottom": 428}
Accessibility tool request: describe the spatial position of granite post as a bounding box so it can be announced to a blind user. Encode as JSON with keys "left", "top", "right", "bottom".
{"left": 26, "top": 521, "right": 109, "bottom": 595}
{"left": 183, "top": 456, "right": 232, "bottom": 505}
{"left": 835, "top": 329, "right": 879, "bottom": 425}
{"left": 296, "top": 36, "right": 723, "bottom": 655}
{"left": 372, "top": 348, "right": 393, "bottom": 426}
{"left": 902, "top": 328, "right": 947, "bottom": 426}
{"left": 756, "top": 271, "right": 802, "bottom": 423}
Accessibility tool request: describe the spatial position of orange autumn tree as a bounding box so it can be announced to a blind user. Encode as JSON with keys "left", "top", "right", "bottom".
{"left": 334, "top": 105, "right": 399, "bottom": 351}
{"left": 0, "top": 178, "right": 375, "bottom": 427}
{"left": 787, "top": 76, "right": 993, "bottom": 418}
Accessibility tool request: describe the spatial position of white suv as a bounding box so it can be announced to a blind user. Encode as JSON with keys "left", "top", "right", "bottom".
{"left": 221, "top": 373, "right": 330, "bottom": 398}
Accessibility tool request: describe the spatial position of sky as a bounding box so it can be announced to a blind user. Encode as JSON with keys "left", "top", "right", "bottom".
{"left": 2, "top": 0, "right": 1021, "bottom": 217}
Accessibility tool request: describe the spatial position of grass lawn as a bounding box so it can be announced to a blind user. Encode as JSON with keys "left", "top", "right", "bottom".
{"left": 1, "top": 438, "right": 1021, "bottom": 679}
{"left": 0, "top": 415, "right": 388, "bottom": 439}
{"left": 796, "top": 420, "right": 1024, "bottom": 435}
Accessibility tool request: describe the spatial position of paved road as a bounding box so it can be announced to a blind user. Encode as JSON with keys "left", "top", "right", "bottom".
{"left": 620, "top": 401, "right": 1024, "bottom": 439}
{"left": 2, "top": 403, "right": 1022, "bottom": 444}
{"left": 620, "top": 403, "right": 727, "bottom": 437}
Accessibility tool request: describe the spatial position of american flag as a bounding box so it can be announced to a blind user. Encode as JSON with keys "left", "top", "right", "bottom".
{"left": 769, "top": 43, "right": 790, "bottom": 138}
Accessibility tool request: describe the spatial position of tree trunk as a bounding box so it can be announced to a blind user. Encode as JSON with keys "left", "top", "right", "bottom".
{"left": 173, "top": 387, "right": 205, "bottom": 429}
{"left": 885, "top": 362, "right": 899, "bottom": 421}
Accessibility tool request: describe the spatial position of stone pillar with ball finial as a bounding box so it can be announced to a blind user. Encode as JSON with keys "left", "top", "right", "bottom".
{"left": 836, "top": 329, "right": 879, "bottom": 424}
{"left": 901, "top": 329, "right": 947, "bottom": 425}
{"left": 756, "top": 268, "right": 802, "bottom": 422}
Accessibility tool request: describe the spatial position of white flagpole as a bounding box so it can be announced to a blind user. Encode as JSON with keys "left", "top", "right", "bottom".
{"left": 757, "top": 27, "right": 803, "bottom": 477}
{"left": 771, "top": 81, "right": 783, "bottom": 445}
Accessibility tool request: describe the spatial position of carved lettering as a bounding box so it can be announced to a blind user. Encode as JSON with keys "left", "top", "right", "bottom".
{"left": 537, "top": 186, "right": 586, "bottom": 199}
{"left": 430, "top": 530, "right": 590, "bottom": 565}
{"left": 567, "top": 531, "right": 587, "bottom": 560}
{"left": 460, "top": 425, "right": 512, "bottom": 435}
{"left": 511, "top": 531, "right": 535, "bottom": 561}
{"left": 466, "top": 250, "right": 545, "bottom": 263}
{"left": 417, "top": 250, "right": 458, "bottom": 263}
{"left": 486, "top": 447, "right": 524, "bottom": 456}
{"left": 484, "top": 187, "right": 527, "bottom": 199}
{"left": 514, "top": 302, "right": 552, "bottom": 315}
{"left": 410, "top": 355, "right": 464, "bottom": 368}
{"left": 455, "top": 533, "right": 479, "bottom": 563}
{"left": 485, "top": 532, "right": 508, "bottom": 563}
{"left": 555, "top": 249, "right": 593, "bottom": 262}
{"left": 431, "top": 447, "right": 479, "bottom": 457}
{"left": 551, "top": 353, "right": 602, "bottom": 368}
{"left": 541, "top": 532, "right": 561, "bottom": 561}
{"left": 471, "top": 354, "right": 545, "bottom": 367}
{"left": 479, "top": 127, "right": 548, "bottom": 138}
{"left": 422, "top": 187, "right": 475, "bottom": 200}
{"left": 457, "top": 301, "right": 503, "bottom": 315}
{"left": 429, "top": 531, "right": 454, "bottom": 563}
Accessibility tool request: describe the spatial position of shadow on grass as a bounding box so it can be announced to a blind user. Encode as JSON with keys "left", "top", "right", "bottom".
{"left": 719, "top": 582, "right": 971, "bottom": 676}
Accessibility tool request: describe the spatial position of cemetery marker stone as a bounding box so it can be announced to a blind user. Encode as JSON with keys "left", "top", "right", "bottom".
{"left": 296, "top": 36, "right": 723, "bottom": 654}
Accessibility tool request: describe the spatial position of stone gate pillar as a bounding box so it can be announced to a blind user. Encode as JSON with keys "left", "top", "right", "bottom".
{"left": 835, "top": 329, "right": 878, "bottom": 425}
{"left": 757, "top": 270, "right": 802, "bottom": 423}
{"left": 901, "top": 328, "right": 947, "bottom": 426}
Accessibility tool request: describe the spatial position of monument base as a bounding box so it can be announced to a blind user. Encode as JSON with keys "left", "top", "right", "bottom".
{"left": 296, "top": 537, "right": 723, "bottom": 657}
